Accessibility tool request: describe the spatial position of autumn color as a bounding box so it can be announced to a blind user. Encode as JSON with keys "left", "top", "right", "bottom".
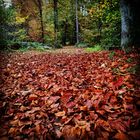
{"left": 0, "top": 49, "right": 140, "bottom": 139}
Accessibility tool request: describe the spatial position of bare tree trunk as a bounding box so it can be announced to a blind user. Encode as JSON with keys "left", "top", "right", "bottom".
{"left": 53, "top": 0, "right": 58, "bottom": 48}
{"left": 120, "top": 0, "right": 140, "bottom": 53}
{"left": 37, "top": 0, "right": 45, "bottom": 43}
{"left": 75, "top": 0, "right": 79, "bottom": 44}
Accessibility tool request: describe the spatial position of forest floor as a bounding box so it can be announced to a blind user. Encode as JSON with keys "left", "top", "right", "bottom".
{"left": 0, "top": 47, "right": 140, "bottom": 140}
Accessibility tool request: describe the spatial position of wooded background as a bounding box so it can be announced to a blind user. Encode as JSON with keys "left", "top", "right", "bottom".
{"left": 0, "top": 0, "right": 140, "bottom": 52}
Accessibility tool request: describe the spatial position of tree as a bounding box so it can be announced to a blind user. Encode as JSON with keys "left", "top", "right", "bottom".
{"left": 75, "top": 0, "right": 79, "bottom": 44}
{"left": 36, "top": 0, "right": 45, "bottom": 43}
{"left": 53, "top": 0, "right": 58, "bottom": 48}
{"left": 120, "top": 0, "right": 140, "bottom": 52}
{"left": 0, "top": 0, "right": 7, "bottom": 47}
{"left": 12, "top": 0, "right": 44, "bottom": 42}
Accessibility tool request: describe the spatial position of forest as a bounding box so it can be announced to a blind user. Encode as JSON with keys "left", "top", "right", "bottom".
{"left": 0, "top": 0, "right": 140, "bottom": 139}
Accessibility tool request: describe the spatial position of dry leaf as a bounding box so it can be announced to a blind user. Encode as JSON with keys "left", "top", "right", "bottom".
{"left": 113, "top": 132, "right": 130, "bottom": 140}
{"left": 55, "top": 111, "right": 65, "bottom": 117}
{"left": 28, "top": 94, "right": 38, "bottom": 101}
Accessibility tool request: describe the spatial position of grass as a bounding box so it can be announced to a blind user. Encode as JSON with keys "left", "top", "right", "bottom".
{"left": 85, "top": 44, "right": 103, "bottom": 52}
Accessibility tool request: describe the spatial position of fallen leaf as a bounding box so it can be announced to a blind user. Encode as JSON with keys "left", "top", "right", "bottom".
{"left": 55, "top": 129, "right": 62, "bottom": 138}
{"left": 8, "top": 127, "right": 17, "bottom": 134}
{"left": 55, "top": 111, "right": 66, "bottom": 117}
{"left": 80, "top": 106, "right": 87, "bottom": 111}
{"left": 35, "top": 124, "right": 41, "bottom": 134}
{"left": 113, "top": 132, "right": 130, "bottom": 140}
{"left": 28, "top": 94, "right": 38, "bottom": 101}
{"left": 128, "top": 130, "right": 140, "bottom": 140}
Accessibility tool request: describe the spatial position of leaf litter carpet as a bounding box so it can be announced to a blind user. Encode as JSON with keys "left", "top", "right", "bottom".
{"left": 0, "top": 50, "right": 140, "bottom": 140}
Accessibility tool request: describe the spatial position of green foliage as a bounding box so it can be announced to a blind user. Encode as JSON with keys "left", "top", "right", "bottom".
{"left": 82, "top": 0, "right": 121, "bottom": 49}
{"left": 86, "top": 44, "right": 103, "bottom": 52}
{"left": 0, "top": 0, "right": 121, "bottom": 50}
{"left": 0, "top": 2, "right": 27, "bottom": 49}
{"left": 126, "top": 65, "right": 140, "bottom": 75}
{"left": 80, "top": 29, "right": 95, "bottom": 46}
{"left": 101, "top": 10, "right": 121, "bottom": 49}
{"left": 126, "top": 58, "right": 133, "bottom": 63}
{"left": 76, "top": 42, "right": 88, "bottom": 48}
{"left": 18, "top": 42, "right": 48, "bottom": 52}
{"left": 126, "top": 66, "right": 136, "bottom": 74}
{"left": 0, "top": 0, "right": 9, "bottom": 47}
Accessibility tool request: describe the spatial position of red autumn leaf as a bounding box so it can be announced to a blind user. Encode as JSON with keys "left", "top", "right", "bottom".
{"left": 55, "top": 111, "right": 66, "bottom": 117}
{"left": 113, "top": 77, "right": 124, "bottom": 89}
{"left": 113, "top": 132, "right": 130, "bottom": 140}
{"left": 85, "top": 100, "right": 93, "bottom": 109}
{"left": 109, "top": 119, "right": 128, "bottom": 132}
{"left": 0, "top": 48, "right": 139, "bottom": 139}
{"left": 35, "top": 124, "right": 41, "bottom": 134}
{"left": 55, "top": 129, "right": 62, "bottom": 138}
{"left": 95, "top": 119, "right": 112, "bottom": 132}
{"left": 66, "top": 101, "right": 76, "bottom": 108}
{"left": 128, "top": 130, "right": 140, "bottom": 140}
{"left": 28, "top": 94, "right": 38, "bottom": 101}
{"left": 49, "top": 96, "right": 60, "bottom": 103}
{"left": 61, "top": 93, "right": 72, "bottom": 105}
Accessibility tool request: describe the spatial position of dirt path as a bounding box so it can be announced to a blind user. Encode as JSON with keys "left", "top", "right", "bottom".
{"left": 48, "top": 46, "right": 85, "bottom": 54}
{"left": 17, "top": 46, "right": 86, "bottom": 56}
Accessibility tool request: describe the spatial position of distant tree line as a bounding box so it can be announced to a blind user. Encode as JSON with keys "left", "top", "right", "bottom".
{"left": 0, "top": 0, "right": 140, "bottom": 52}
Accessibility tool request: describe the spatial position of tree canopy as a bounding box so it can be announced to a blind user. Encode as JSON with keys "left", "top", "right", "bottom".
{"left": 0, "top": 0, "right": 140, "bottom": 52}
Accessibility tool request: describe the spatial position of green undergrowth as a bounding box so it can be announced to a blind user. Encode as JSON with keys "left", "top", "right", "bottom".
{"left": 86, "top": 44, "right": 103, "bottom": 52}
{"left": 7, "top": 41, "right": 52, "bottom": 52}
{"left": 18, "top": 46, "right": 46, "bottom": 52}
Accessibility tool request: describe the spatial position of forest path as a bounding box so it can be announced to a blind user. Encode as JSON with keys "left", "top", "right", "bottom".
{"left": 9, "top": 46, "right": 86, "bottom": 59}
{"left": 50, "top": 45, "right": 85, "bottom": 54}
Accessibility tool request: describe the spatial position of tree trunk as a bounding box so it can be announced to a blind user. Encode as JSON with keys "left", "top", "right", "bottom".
{"left": 120, "top": 0, "right": 140, "bottom": 52}
{"left": 53, "top": 0, "right": 58, "bottom": 48}
{"left": 75, "top": 0, "right": 79, "bottom": 44}
{"left": 37, "top": 0, "right": 45, "bottom": 43}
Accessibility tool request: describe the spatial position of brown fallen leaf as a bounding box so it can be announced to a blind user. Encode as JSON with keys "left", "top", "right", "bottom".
{"left": 8, "top": 127, "right": 17, "bottom": 134}
{"left": 20, "top": 105, "right": 27, "bottom": 112}
{"left": 18, "top": 120, "right": 32, "bottom": 127}
{"left": 28, "top": 94, "right": 38, "bottom": 101}
{"left": 62, "top": 125, "right": 88, "bottom": 140}
{"left": 85, "top": 100, "right": 93, "bottom": 109}
{"left": 55, "top": 111, "right": 66, "bottom": 117}
{"left": 96, "top": 131, "right": 109, "bottom": 140}
{"left": 80, "top": 106, "right": 87, "bottom": 111}
{"left": 55, "top": 129, "right": 62, "bottom": 138}
{"left": 128, "top": 130, "right": 140, "bottom": 140}
{"left": 136, "top": 100, "right": 140, "bottom": 108}
{"left": 113, "top": 132, "right": 130, "bottom": 140}
{"left": 95, "top": 119, "right": 112, "bottom": 132}
{"left": 0, "top": 128, "right": 7, "bottom": 137}
{"left": 61, "top": 93, "right": 72, "bottom": 105}
{"left": 50, "top": 103, "right": 59, "bottom": 110}
{"left": 49, "top": 96, "right": 60, "bottom": 103}
{"left": 0, "top": 136, "right": 9, "bottom": 140}
{"left": 25, "top": 107, "right": 40, "bottom": 115}
{"left": 35, "top": 124, "right": 41, "bottom": 134}
{"left": 66, "top": 101, "right": 76, "bottom": 108}
{"left": 21, "top": 89, "right": 32, "bottom": 96}
{"left": 109, "top": 119, "right": 127, "bottom": 132}
{"left": 10, "top": 119, "right": 19, "bottom": 126}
